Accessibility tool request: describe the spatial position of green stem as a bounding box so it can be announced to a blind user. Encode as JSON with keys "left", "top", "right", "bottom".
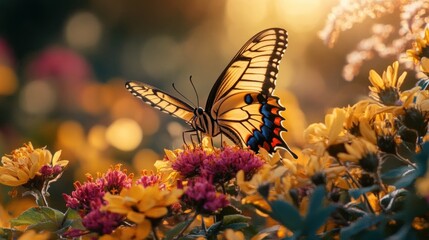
{"left": 334, "top": 158, "right": 376, "bottom": 214}
{"left": 174, "top": 212, "right": 198, "bottom": 240}
{"left": 152, "top": 226, "right": 160, "bottom": 240}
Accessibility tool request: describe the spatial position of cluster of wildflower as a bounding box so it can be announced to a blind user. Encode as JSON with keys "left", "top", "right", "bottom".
{"left": 0, "top": 142, "right": 68, "bottom": 204}
{"left": 62, "top": 165, "right": 184, "bottom": 239}
{"left": 155, "top": 138, "right": 266, "bottom": 215}
{"left": 62, "top": 164, "right": 132, "bottom": 236}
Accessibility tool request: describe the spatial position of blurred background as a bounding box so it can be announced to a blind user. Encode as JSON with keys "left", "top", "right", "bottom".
{"left": 0, "top": 0, "right": 414, "bottom": 210}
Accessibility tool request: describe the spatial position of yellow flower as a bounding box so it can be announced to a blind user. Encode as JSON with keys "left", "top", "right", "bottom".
{"left": 17, "top": 230, "right": 51, "bottom": 240}
{"left": 304, "top": 108, "right": 352, "bottom": 156}
{"left": 407, "top": 28, "right": 429, "bottom": 65}
{"left": 0, "top": 142, "right": 67, "bottom": 187}
{"left": 304, "top": 153, "right": 346, "bottom": 187}
{"left": 103, "top": 183, "right": 183, "bottom": 237}
{"left": 100, "top": 223, "right": 151, "bottom": 240}
{"left": 368, "top": 61, "right": 407, "bottom": 106}
{"left": 338, "top": 138, "right": 379, "bottom": 173}
{"left": 344, "top": 100, "right": 381, "bottom": 144}
{"left": 415, "top": 173, "right": 429, "bottom": 199}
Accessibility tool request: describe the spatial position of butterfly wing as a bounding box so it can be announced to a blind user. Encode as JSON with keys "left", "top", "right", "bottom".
{"left": 125, "top": 81, "right": 195, "bottom": 124}
{"left": 206, "top": 28, "right": 296, "bottom": 158}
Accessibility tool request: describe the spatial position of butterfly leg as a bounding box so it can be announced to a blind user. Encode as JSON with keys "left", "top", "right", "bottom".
{"left": 182, "top": 129, "right": 201, "bottom": 147}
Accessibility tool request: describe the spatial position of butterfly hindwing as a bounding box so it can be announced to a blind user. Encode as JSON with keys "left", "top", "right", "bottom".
{"left": 125, "top": 81, "right": 194, "bottom": 123}
{"left": 206, "top": 28, "right": 296, "bottom": 157}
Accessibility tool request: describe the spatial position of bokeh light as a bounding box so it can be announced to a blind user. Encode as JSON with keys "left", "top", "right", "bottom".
{"left": 19, "top": 80, "right": 56, "bottom": 115}
{"left": 140, "top": 36, "right": 183, "bottom": 79}
{"left": 65, "top": 11, "right": 102, "bottom": 50}
{"left": 106, "top": 118, "right": 143, "bottom": 151}
{"left": 132, "top": 148, "right": 159, "bottom": 172}
{"left": 0, "top": 65, "right": 17, "bottom": 96}
{"left": 276, "top": 0, "right": 324, "bottom": 32}
{"left": 88, "top": 125, "right": 108, "bottom": 150}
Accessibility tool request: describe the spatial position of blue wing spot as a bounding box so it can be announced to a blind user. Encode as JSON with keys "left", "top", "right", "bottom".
{"left": 244, "top": 94, "right": 253, "bottom": 104}
{"left": 261, "top": 125, "right": 271, "bottom": 139}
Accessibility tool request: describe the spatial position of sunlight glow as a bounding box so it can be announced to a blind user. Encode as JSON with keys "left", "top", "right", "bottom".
{"left": 106, "top": 118, "right": 142, "bottom": 151}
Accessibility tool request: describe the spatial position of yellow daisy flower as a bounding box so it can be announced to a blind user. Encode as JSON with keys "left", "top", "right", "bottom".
{"left": 17, "top": 230, "right": 51, "bottom": 240}
{"left": 103, "top": 184, "right": 183, "bottom": 237}
{"left": 304, "top": 107, "right": 352, "bottom": 156}
{"left": 338, "top": 138, "right": 379, "bottom": 173}
{"left": 368, "top": 61, "right": 407, "bottom": 106}
{"left": 0, "top": 142, "right": 67, "bottom": 187}
{"left": 407, "top": 28, "right": 429, "bottom": 64}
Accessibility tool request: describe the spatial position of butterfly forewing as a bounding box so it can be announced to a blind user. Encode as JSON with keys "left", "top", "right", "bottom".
{"left": 206, "top": 28, "right": 288, "bottom": 111}
{"left": 125, "top": 81, "right": 194, "bottom": 123}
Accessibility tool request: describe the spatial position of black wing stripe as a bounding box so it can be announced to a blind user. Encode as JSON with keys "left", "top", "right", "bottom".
{"left": 125, "top": 81, "right": 195, "bottom": 123}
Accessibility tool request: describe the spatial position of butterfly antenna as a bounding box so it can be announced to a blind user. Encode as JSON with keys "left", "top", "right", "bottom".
{"left": 172, "top": 83, "right": 196, "bottom": 108}
{"left": 189, "top": 76, "right": 200, "bottom": 107}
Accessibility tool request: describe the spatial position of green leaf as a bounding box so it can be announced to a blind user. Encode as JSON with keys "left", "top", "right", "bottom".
{"left": 222, "top": 214, "right": 250, "bottom": 226}
{"left": 10, "top": 207, "right": 64, "bottom": 231}
{"left": 304, "top": 205, "right": 337, "bottom": 235}
{"left": 381, "top": 166, "right": 414, "bottom": 180}
{"left": 349, "top": 185, "right": 378, "bottom": 199}
{"left": 61, "top": 208, "right": 84, "bottom": 231}
{"left": 269, "top": 200, "right": 303, "bottom": 232}
{"left": 340, "top": 214, "right": 384, "bottom": 240}
{"left": 308, "top": 186, "right": 325, "bottom": 213}
{"left": 393, "top": 172, "right": 417, "bottom": 189}
{"left": 0, "top": 228, "right": 16, "bottom": 239}
{"left": 165, "top": 219, "right": 194, "bottom": 240}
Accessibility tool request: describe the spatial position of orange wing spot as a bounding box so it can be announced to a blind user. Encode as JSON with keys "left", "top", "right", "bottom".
{"left": 273, "top": 127, "right": 281, "bottom": 135}
{"left": 274, "top": 117, "right": 282, "bottom": 126}
{"left": 271, "top": 138, "right": 281, "bottom": 147}
{"left": 271, "top": 107, "right": 279, "bottom": 114}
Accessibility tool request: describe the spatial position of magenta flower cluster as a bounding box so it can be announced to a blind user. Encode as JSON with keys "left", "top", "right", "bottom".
{"left": 136, "top": 170, "right": 163, "bottom": 188}
{"left": 171, "top": 146, "right": 265, "bottom": 214}
{"left": 62, "top": 166, "right": 132, "bottom": 235}
{"left": 184, "top": 177, "right": 229, "bottom": 214}
{"left": 172, "top": 146, "right": 265, "bottom": 185}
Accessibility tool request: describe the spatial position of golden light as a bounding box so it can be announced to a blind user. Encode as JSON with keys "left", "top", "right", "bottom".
{"left": 19, "top": 80, "right": 56, "bottom": 115}
{"left": 140, "top": 36, "right": 182, "bottom": 78}
{"left": 276, "top": 0, "right": 324, "bottom": 32}
{"left": 132, "top": 148, "right": 160, "bottom": 172}
{"left": 225, "top": 0, "right": 267, "bottom": 26}
{"left": 80, "top": 82, "right": 106, "bottom": 115}
{"left": 106, "top": 118, "right": 142, "bottom": 151}
{"left": 57, "top": 120, "right": 85, "bottom": 150}
{"left": 0, "top": 65, "right": 17, "bottom": 96}
{"left": 65, "top": 11, "right": 102, "bottom": 50}
{"left": 88, "top": 125, "right": 108, "bottom": 150}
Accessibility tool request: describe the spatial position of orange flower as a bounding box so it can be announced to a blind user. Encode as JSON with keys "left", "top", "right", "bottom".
{"left": 0, "top": 142, "right": 67, "bottom": 187}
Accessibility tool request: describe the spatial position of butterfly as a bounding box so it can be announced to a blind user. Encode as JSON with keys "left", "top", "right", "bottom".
{"left": 126, "top": 28, "right": 297, "bottom": 158}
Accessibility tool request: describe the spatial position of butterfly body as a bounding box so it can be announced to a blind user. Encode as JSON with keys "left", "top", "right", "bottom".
{"left": 126, "top": 28, "right": 297, "bottom": 158}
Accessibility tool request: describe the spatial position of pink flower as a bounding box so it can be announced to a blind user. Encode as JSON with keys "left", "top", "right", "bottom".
{"left": 202, "top": 146, "right": 265, "bottom": 184}
{"left": 172, "top": 148, "right": 209, "bottom": 178}
{"left": 97, "top": 165, "right": 133, "bottom": 195}
{"left": 0, "top": 38, "right": 14, "bottom": 66}
{"left": 184, "top": 178, "right": 229, "bottom": 214}
{"left": 82, "top": 209, "right": 124, "bottom": 235}
{"left": 136, "top": 170, "right": 163, "bottom": 188}
{"left": 63, "top": 181, "right": 105, "bottom": 214}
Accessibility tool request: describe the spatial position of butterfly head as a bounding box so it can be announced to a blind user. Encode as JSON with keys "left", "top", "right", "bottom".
{"left": 191, "top": 107, "right": 220, "bottom": 137}
{"left": 194, "top": 107, "right": 205, "bottom": 116}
